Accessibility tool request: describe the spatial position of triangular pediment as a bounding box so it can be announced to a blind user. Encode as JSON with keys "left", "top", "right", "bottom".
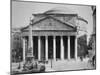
{"left": 23, "top": 16, "right": 76, "bottom": 31}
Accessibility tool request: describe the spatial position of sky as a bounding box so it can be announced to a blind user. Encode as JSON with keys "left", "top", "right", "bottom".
{"left": 12, "top": 1, "right": 93, "bottom": 36}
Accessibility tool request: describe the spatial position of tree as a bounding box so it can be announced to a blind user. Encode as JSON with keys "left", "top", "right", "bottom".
{"left": 12, "top": 32, "right": 23, "bottom": 62}
{"left": 78, "top": 35, "right": 88, "bottom": 57}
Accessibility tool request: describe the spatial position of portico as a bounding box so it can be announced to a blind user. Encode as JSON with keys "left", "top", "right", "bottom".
{"left": 21, "top": 8, "right": 78, "bottom": 62}
{"left": 22, "top": 30, "right": 77, "bottom": 61}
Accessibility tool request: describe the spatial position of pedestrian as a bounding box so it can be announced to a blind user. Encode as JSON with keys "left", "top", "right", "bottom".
{"left": 80, "top": 56, "right": 83, "bottom": 61}
{"left": 92, "top": 55, "right": 96, "bottom": 67}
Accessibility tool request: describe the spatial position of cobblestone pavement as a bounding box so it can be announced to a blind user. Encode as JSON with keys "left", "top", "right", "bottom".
{"left": 45, "top": 58, "right": 95, "bottom": 72}
{"left": 11, "top": 58, "right": 95, "bottom": 72}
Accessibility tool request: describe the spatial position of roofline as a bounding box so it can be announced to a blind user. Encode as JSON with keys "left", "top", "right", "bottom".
{"left": 48, "top": 15, "right": 76, "bottom": 28}
{"left": 21, "top": 15, "right": 77, "bottom": 31}
{"left": 21, "top": 17, "right": 49, "bottom": 31}
{"left": 22, "top": 29, "right": 77, "bottom": 32}
{"left": 33, "top": 13, "right": 78, "bottom": 16}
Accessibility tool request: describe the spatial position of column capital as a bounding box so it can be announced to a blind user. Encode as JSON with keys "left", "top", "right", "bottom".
{"left": 60, "top": 35, "right": 63, "bottom": 37}
{"left": 75, "top": 35, "right": 77, "bottom": 38}
{"left": 45, "top": 36, "right": 48, "bottom": 39}
{"left": 53, "top": 36, "right": 56, "bottom": 39}
{"left": 68, "top": 36, "right": 70, "bottom": 38}
{"left": 22, "top": 36, "right": 25, "bottom": 39}
{"left": 38, "top": 36, "right": 41, "bottom": 38}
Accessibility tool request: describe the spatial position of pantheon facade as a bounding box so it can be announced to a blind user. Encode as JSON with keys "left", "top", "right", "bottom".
{"left": 21, "top": 8, "right": 78, "bottom": 62}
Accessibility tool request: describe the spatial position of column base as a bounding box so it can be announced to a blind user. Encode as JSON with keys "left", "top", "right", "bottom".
{"left": 61, "top": 58, "right": 64, "bottom": 60}
{"left": 38, "top": 60, "right": 48, "bottom": 64}
{"left": 53, "top": 59, "right": 56, "bottom": 61}
{"left": 75, "top": 58, "right": 77, "bottom": 60}
{"left": 67, "top": 58, "right": 71, "bottom": 61}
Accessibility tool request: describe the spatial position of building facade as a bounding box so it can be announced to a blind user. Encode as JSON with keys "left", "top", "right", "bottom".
{"left": 92, "top": 6, "right": 96, "bottom": 53}
{"left": 21, "top": 8, "right": 79, "bottom": 62}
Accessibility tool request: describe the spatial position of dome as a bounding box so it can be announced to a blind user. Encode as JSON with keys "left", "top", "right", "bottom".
{"left": 44, "top": 7, "right": 77, "bottom": 14}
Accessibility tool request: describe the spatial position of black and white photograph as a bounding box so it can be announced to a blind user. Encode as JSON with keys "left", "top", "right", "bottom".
{"left": 11, "top": 0, "right": 96, "bottom": 74}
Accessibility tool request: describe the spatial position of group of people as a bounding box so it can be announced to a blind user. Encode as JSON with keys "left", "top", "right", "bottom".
{"left": 79, "top": 49, "right": 96, "bottom": 68}
{"left": 88, "top": 49, "right": 96, "bottom": 68}
{"left": 23, "top": 57, "right": 37, "bottom": 71}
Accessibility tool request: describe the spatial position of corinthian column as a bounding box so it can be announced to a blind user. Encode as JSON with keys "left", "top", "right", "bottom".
{"left": 75, "top": 36, "right": 78, "bottom": 60}
{"left": 61, "top": 36, "right": 64, "bottom": 60}
{"left": 23, "top": 37, "right": 25, "bottom": 63}
{"left": 38, "top": 36, "right": 41, "bottom": 61}
{"left": 45, "top": 36, "right": 48, "bottom": 61}
{"left": 68, "top": 36, "right": 70, "bottom": 60}
{"left": 53, "top": 36, "right": 56, "bottom": 60}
